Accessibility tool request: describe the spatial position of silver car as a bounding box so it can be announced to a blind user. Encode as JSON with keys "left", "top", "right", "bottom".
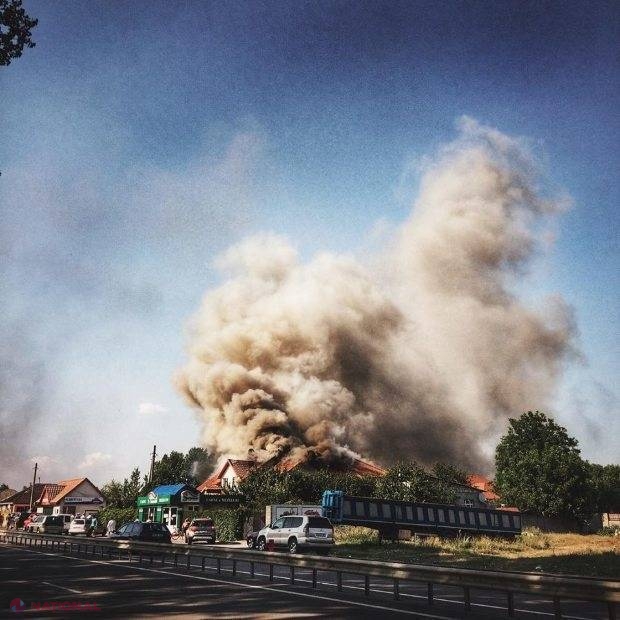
{"left": 30, "top": 515, "right": 64, "bottom": 535}
{"left": 256, "top": 515, "right": 334, "bottom": 554}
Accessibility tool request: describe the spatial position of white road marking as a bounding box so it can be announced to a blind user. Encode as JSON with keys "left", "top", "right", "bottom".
{"left": 41, "top": 581, "right": 81, "bottom": 594}
{"left": 2, "top": 544, "right": 603, "bottom": 620}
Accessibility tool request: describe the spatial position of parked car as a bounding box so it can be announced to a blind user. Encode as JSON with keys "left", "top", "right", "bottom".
{"left": 58, "top": 514, "right": 73, "bottom": 533}
{"left": 256, "top": 515, "right": 334, "bottom": 554}
{"left": 23, "top": 513, "right": 38, "bottom": 530}
{"left": 110, "top": 521, "right": 171, "bottom": 544}
{"left": 29, "top": 515, "right": 64, "bottom": 535}
{"left": 68, "top": 518, "right": 89, "bottom": 536}
{"left": 185, "top": 518, "right": 216, "bottom": 545}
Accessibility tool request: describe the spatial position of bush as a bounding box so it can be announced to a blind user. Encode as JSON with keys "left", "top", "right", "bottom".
{"left": 97, "top": 507, "right": 136, "bottom": 528}
{"left": 195, "top": 508, "right": 245, "bottom": 541}
{"left": 598, "top": 526, "right": 619, "bottom": 536}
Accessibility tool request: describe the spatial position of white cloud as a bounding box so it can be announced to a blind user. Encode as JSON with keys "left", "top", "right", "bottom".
{"left": 138, "top": 402, "right": 168, "bottom": 415}
{"left": 30, "top": 455, "right": 58, "bottom": 468}
{"left": 78, "top": 452, "right": 112, "bottom": 470}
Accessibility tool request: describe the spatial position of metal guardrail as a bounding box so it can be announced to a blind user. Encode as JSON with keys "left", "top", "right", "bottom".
{"left": 2, "top": 530, "right": 618, "bottom": 619}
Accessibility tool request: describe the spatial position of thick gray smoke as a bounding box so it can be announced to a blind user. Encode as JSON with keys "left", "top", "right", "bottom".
{"left": 175, "top": 118, "right": 576, "bottom": 470}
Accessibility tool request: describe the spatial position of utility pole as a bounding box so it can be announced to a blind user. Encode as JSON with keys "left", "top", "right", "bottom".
{"left": 149, "top": 445, "right": 157, "bottom": 486}
{"left": 28, "top": 462, "right": 38, "bottom": 511}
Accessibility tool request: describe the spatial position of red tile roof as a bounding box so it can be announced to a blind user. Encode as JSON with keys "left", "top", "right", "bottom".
{"left": 467, "top": 474, "right": 500, "bottom": 502}
{"left": 0, "top": 484, "right": 52, "bottom": 508}
{"left": 197, "top": 459, "right": 258, "bottom": 493}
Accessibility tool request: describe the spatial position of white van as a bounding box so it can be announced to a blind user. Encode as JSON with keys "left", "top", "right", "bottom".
{"left": 256, "top": 515, "right": 334, "bottom": 554}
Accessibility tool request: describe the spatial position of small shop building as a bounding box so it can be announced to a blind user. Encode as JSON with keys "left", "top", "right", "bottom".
{"left": 136, "top": 484, "right": 201, "bottom": 529}
{"left": 38, "top": 478, "right": 106, "bottom": 516}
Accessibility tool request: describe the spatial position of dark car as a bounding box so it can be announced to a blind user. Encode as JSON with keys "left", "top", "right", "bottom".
{"left": 110, "top": 521, "right": 171, "bottom": 544}
{"left": 185, "top": 518, "right": 216, "bottom": 545}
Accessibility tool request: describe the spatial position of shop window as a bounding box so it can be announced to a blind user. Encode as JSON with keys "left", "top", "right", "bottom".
{"left": 513, "top": 515, "right": 521, "bottom": 529}
{"left": 417, "top": 507, "right": 424, "bottom": 521}
{"left": 406, "top": 506, "right": 413, "bottom": 520}
{"left": 437, "top": 509, "right": 445, "bottom": 522}
{"left": 458, "top": 510, "right": 466, "bottom": 524}
{"left": 394, "top": 505, "right": 402, "bottom": 520}
{"left": 502, "top": 514, "right": 510, "bottom": 528}
{"left": 343, "top": 500, "right": 352, "bottom": 516}
{"left": 355, "top": 501, "right": 365, "bottom": 516}
{"left": 381, "top": 503, "right": 391, "bottom": 518}
{"left": 427, "top": 508, "right": 435, "bottom": 521}
{"left": 448, "top": 510, "right": 456, "bottom": 524}
{"left": 478, "top": 512, "right": 487, "bottom": 526}
{"left": 368, "top": 503, "right": 378, "bottom": 518}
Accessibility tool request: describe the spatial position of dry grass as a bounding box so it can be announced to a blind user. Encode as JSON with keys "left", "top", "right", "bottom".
{"left": 332, "top": 526, "right": 619, "bottom": 577}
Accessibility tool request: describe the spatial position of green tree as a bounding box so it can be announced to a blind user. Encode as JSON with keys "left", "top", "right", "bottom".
{"left": 101, "top": 467, "right": 143, "bottom": 509}
{"left": 494, "top": 410, "right": 591, "bottom": 522}
{"left": 432, "top": 462, "right": 469, "bottom": 486}
{"left": 0, "top": 0, "right": 38, "bottom": 66}
{"left": 588, "top": 463, "right": 620, "bottom": 515}
{"left": 376, "top": 462, "right": 457, "bottom": 504}
{"left": 149, "top": 447, "right": 215, "bottom": 487}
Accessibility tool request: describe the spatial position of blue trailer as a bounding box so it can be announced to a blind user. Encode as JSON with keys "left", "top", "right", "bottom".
{"left": 321, "top": 490, "right": 521, "bottom": 539}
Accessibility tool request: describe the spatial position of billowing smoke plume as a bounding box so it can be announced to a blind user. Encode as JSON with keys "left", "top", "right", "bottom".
{"left": 175, "top": 118, "right": 576, "bottom": 470}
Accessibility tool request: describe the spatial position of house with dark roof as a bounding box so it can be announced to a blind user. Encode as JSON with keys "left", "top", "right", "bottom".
{"left": 0, "top": 484, "right": 52, "bottom": 524}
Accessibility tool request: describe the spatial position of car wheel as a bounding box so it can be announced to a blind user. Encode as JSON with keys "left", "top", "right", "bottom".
{"left": 257, "top": 537, "right": 266, "bottom": 551}
{"left": 247, "top": 536, "right": 255, "bottom": 549}
{"left": 288, "top": 537, "right": 298, "bottom": 554}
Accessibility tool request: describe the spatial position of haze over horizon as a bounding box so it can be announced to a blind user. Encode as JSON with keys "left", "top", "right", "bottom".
{"left": 1, "top": 1, "right": 618, "bottom": 488}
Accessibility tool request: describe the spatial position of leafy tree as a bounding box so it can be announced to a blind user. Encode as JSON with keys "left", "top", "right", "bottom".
{"left": 101, "top": 467, "right": 143, "bottom": 509}
{"left": 494, "top": 411, "right": 591, "bottom": 522}
{"left": 149, "top": 447, "right": 215, "bottom": 487}
{"left": 588, "top": 463, "right": 620, "bottom": 515}
{"left": 432, "top": 462, "right": 469, "bottom": 486}
{"left": 376, "top": 462, "right": 457, "bottom": 504}
{"left": 0, "top": 0, "right": 38, "bottom": 66}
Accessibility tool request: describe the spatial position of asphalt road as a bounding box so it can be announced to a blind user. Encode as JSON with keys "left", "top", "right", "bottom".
{"left": 0, "top": 544, "right": 611, "bottom": 619}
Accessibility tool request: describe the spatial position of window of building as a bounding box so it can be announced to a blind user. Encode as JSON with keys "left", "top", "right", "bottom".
{"left": 513, "top": 515, "right": 521, "bottom": 529}
{"left": 427, "top": 508, "right": 435, "bottom": 521}
{"left": 368, "top": 503, "right": 378, "bottom": 517}
{"left": 501, "top": 514, "right": 510, "bottom": 528}
{"left": 458, "top": 510, "right": 466, "bottom": 524}
{"left": 448, "top": 510, "right": 456, "bottom": 524}
{"left": 381, "top": 503, "right": 391, "bottom": 518}
{"left": 406, "top": 506, "right": 413, "bottom": 520}
{"left": 463, "top": 499, "right": 474, "bottom": 507}
{"left": 343, "top": 500, "right": 352, "bottom": 516}
{"left": 437, "top": 509, "right": 445, "bottom": 522}
{"left": 356, "top": 501, "right": 366, "bottom": 516}
{"left": 394, "top": 505, "right": 402, "bottom": 520}
{"left": 478, "top": 512, "right": 487, "bottom": 526}
{"left": 417, "top": 507, "right": 424, "bottom": 521}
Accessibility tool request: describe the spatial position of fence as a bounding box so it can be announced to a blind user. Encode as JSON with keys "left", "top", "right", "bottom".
{"left": 1, "top": 530, "right": 618, "bottom": 619}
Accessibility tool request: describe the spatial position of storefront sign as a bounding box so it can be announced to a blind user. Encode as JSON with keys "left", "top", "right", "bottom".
{"left": 201, "top": 494, "right": 244, "bottom": 507}
{"left": 180, "top": 490, "right": 200, "bottom": 503}
{"left": 137, "top": 493, "right": 171, "bottom": 506}
{"left": 64, "top": 496, "right": 104, "bottom": 505}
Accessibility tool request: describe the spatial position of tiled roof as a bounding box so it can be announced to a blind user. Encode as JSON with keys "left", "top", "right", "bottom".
{"left": 467, "top": 474, "right": 500, "bottom": 502}
{"left": 0, "top": 489, "right": 17, "bottom": 501}
{"left": 275, "top": 455, "right": 386, "bottom": 477}
{"left": 228, "top": 460, "right": 257, "bottom": 479}
{"left": 0, "top": 484, "right": 52, "bottom": 507}
{"left": 197, "top": 475, "right": 220, "bottom": 492}
{"left": 40, "top": 484, "right": 64, "bottom": 504}
{"left": 53, "top": 478, "right": 87, "bottom": 503}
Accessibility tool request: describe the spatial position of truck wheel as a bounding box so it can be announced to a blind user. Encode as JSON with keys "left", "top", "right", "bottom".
{"left": 288, "top": 537, "right": 298, "bottom": 554}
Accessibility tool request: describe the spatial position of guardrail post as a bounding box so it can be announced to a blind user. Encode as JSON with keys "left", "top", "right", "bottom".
{"left": 186, "top": 554, "right": 190, "bottom": 570}
{"left": 464, "top": 586, "right": 471, "bottom": 612}
{"left": 250, "top": 561, "right": 255, "bottom": 578}
{"left": 393, "top": 579, "right": 400, "bottom": 600}
{"left": 507, "top": 592, "right": 514, "bottom": 617}
{"left": 364, "top": 575, "right": 370, "bottom": 596}
{"left": 161, "top": 554, "right": 165, "bottom": 566}
{"left": 150, "top": 554, "right": 153, "bottom": 565}
{"left": 290, "top": 566, "right": 295, "bottom": 585}
{"left": 232, "top": 559, "right": 237, "bottom": 577}
{"left": 608, "top": 602, "right": 616, "bottom": 620}
{"left": 312, "top": 569, "right": 317, "bottom": 589}
{"left": 173, "top": 553, "right": 178, "bottom": 567}
{"left": 269, "top": 564, "right": 273, "bottom": 582}
{"left": 553, "top": 598, "right": 562, "bottom": 620}
{"left": 217, "top": 558, "right": 221, "bottom": 574}
{"left": 201, "top": 557, "right": 205, "bottom": 572}
{"left": 337, "top": 571, "right": 343, "bottom": 592}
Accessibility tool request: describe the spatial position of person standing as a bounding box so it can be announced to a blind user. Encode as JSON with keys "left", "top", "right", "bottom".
{"left": 106, "top": 518, "right": 116, "bottom": 537}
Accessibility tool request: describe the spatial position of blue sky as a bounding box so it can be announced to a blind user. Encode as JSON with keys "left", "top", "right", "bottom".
{"left": 1, "top": 0, "right": 618, "bottom": 487}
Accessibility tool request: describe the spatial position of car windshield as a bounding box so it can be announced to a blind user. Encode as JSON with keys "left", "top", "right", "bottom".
{"left": 192, "top": 520, "right": 213, "bottom": 527}
{"left": 73, "top": 519, "right": 85, "bottom": 524}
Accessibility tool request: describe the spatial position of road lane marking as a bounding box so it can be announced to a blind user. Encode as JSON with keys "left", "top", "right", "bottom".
{"left": 1, "top": 545, "right": 602, "bottom": 620}
{"left": 42, "top": 581, "right": 81, "bottom": 594}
